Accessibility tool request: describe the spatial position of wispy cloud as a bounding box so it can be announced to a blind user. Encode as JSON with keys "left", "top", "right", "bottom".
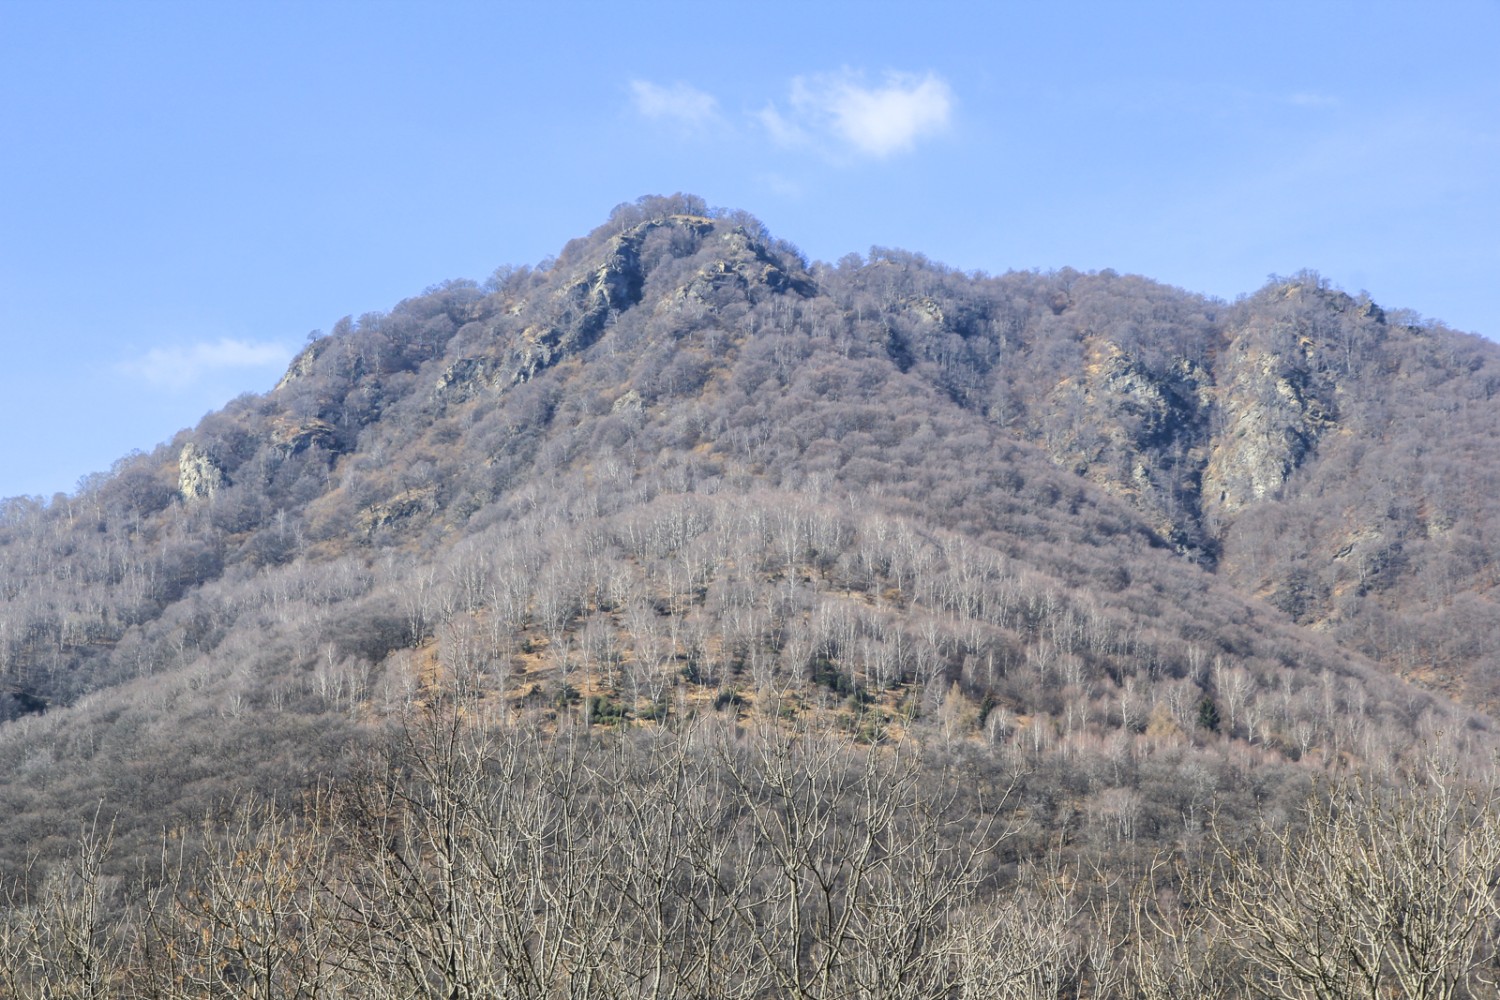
{"left": 120, "top": 338, "right": 294, "bottom": 389}
{"left": 757, "top": 104, "right": 809, "bottom": 150}
{"left": 765, "top": 70, "right": 954, "bottom": 159}
{"left": 629, "top": 80, "right": 723, "bottom": 131}
{"left": 628, "top": 69, "right": 955, "bottom": 163}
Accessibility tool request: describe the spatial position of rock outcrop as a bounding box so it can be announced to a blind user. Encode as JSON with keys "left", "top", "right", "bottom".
{"left": 274, "top": 338, "right": 329, "bottom": 391}
{"left": 1036, "top": 339, "right": 1217, "bottom": 559}
{"left": 268, "top": 416, "right": 340, "bottom": 457}
{"left": 435, "top": 357, "right": 499, "bottom": 402}
{"left": 178, "top": 442, "right": 227, "bottom": 501}
{"left": 673, "top": 226, "right": 816, "bottom": 308}
{"left": 507, "top": 215, "right": 712, "bottom": 384}
{"left": 1087, "top": 343, "right": 1215, "bottom": 555}
{"left": 1203, "top": 316, "right": 1335, "bottom": 519}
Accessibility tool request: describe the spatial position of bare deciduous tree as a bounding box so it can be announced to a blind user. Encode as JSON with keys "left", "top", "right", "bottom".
{"left": 0, "top": 813, "right": 122, "bottom": 1000}
{"left": 1210, "top": 755, "right": 1500, "bottom": 1000}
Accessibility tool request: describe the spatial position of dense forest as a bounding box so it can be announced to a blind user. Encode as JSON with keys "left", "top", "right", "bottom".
{"left": 5, "top": 194, "right": 1500, "bottom": 996}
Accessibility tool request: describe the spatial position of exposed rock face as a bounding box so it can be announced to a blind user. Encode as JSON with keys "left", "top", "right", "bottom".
{"left": 1203, "top": 322, "right": 1334, "bottom": 518}
{"left": 612, "top": 389, "right": 644, "bottom": 414}
{"left": 178, "top": 442, "right": 227, "bottom": 501}
{"left": 358, "top": 486, "right": 438, "bottom": 536}
{"left": 274, "top": 338, "right": 328, "bottom": 390}
{"left": 1019, "top": 282, "right": 1366, "bottom": 564}
{"left": 1089, "top": 344, "right": 1215, "bottom": 555}
{"left": 435, "top": 357, "right": 498, "bottom": 402}
{"left": 268, "top": 417, "right": 340, "bottom": 457}
{"left": 1038, "top": 340, "right": 1216, "bottom": 559}
{"left": 508, "top": 215, "right": 713, "bottom": 384}
{"left": 674, "top": 226, "right": 816, "bottom": 307}
{"left": 498, "top": 214, "right": 814, "bottom": 387}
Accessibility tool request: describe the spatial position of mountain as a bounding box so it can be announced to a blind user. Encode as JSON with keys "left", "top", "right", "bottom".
{"left": 10, "top": 193, "right": 1500, "bottom": 996}
{"left": 4, "top": 192, "right": 1500, "bottom": 870}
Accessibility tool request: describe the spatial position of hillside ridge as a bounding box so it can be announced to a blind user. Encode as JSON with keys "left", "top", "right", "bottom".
{"left": 2, "top": 193, "right": 1499, "bottom": 879}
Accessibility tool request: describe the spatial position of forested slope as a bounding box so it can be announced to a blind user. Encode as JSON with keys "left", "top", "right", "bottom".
{"left": 3, "top": 196, "right": 1500, "bottom": 985}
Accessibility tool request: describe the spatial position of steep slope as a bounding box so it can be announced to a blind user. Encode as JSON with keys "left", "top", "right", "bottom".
{"left": 839, "top": 258, "right": 1500, "bottom": 706}
{"left": 0, "top": 195, "right": 1496, "bottom": 880}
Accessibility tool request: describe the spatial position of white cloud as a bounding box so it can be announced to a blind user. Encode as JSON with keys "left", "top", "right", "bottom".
{"left": 630, "top": 80, "right": 723, "bottom": 130}
{"left": 756, "top": 104, "right": 810, "bottom": 150}
{"left": 627, "top": 69, "right": 953, "bottom": 161}
{"left": 121, "top": 338, "right": 294, "bottom": 389}
{"left": 767, "top": 70, "right": 954, "bottom": 159}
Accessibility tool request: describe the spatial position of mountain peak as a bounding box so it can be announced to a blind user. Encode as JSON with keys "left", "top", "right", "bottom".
{"left": 7, "top": 203, "right": 1500, "bottom": 913}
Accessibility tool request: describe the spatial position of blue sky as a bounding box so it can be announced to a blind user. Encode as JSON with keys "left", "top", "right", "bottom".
{"left": 2, "top": 0, "right": 1497, "bottom": 501}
